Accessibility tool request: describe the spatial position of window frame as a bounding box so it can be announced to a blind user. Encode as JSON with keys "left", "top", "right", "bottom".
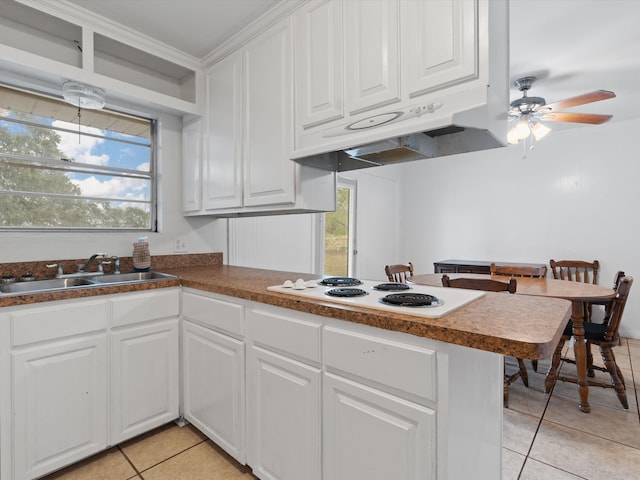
{"left": 0, "top": 85, "right": 157, "bottom": 232}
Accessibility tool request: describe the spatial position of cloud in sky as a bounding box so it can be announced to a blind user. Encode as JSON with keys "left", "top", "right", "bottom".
{"left": 53, "top": 120, "right": 109, "bottom": 166}
{"left": 53, "top": 120, "right": 150, "bottom": 203}
{"left": 70, "top": 175, "right": 148, "bottom": 201}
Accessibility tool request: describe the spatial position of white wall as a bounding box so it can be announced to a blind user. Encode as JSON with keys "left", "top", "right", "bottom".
{"left": 401, "top": 118, "right": 640, "bottom": 339}
{"left": 0, "top": 110, "right": 227, "bottom": 263}
{"left": 228, "top": 165, "right": 404, "bottom": 281}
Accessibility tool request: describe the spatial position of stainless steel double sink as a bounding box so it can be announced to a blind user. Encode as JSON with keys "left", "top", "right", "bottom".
{"left": 0, "top": 271, "right": 178, "bottom": 295}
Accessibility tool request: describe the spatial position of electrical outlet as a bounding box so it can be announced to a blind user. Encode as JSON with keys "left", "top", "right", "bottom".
{"left": 174, "top": 238, "right": 188, "bottom": 253}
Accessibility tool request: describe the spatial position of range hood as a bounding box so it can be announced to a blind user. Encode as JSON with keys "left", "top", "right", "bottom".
{"left": 292, "top": 125, "right": 504, "bottom": 172}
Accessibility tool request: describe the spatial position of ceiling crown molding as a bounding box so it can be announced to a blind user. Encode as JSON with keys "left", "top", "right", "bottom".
{"left": 202, "top": 0, "right": 309, "bottom": 69}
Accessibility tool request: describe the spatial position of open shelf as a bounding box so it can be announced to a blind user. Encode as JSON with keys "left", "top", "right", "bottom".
{"left": 94, "top": 33, "right": 196, "bottom": 103}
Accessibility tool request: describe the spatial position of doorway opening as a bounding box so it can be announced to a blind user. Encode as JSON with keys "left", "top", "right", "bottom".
{"left": 323, "top": 178, "right": 357, "bottom": 276}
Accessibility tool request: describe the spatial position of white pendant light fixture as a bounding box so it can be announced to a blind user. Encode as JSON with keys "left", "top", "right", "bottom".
{"left": 62, "top": 80, "right": 106, "bottom": 109}
{"left": 507, "top": 116, "right": 550, "bottom": 145}
{"left": 62, "top": 80, "right": 106, "bottom": 143}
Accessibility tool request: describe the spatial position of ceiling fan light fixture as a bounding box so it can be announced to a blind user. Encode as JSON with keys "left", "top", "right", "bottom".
{"left": 508, "top": 119, "right": 532, "bottom": 144}
{"left": 62, "top": 81, "right": 106, "bottom": 109}
{"left": 531, "top": 121, "right": 550, "bottom": 141}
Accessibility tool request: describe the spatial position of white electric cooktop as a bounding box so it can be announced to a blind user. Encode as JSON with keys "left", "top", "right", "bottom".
{"left": 267, "top": 278, "right": 484, "bottom": 319}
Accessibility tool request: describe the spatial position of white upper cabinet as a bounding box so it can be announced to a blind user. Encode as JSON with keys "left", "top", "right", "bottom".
{"left": 242, "top": 19, "right": 295, "bottom": 207}
{"left": 402, "top": 0, "right": 477, "bottom": 97}
{"left": 292, "top": 0, "right": 508, "bottom": 156}
{"left": 294, "top": 0, "right": 344, "bottom": 129}
{"left": 204, "top": 51, "right": 244, "bottom": 210}
{"left": 181, "top": 117, "right": 203, "bottom": 213}
{"left": 344, "top": 0, "right": 400, "bottom": 115}
{"left": 184, "top": 17, "right": 336, "bottom": 217}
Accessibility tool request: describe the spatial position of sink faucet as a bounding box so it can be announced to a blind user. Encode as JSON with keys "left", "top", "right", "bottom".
{"left": 111, "top": 256, "right": 120, "bottom": 274}
{"left": 79, "top": 253, "right": 108, "bottom": 273}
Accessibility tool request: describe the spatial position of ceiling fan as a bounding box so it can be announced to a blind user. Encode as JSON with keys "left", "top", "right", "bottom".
{"left": 507, "top": 76, "right": 616, "bottom": 145}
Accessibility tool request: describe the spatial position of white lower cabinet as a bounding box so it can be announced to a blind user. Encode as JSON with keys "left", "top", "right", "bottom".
{"left": 181, "top": 289, "right": 246, "bottom": 463}
{"left": 13, "top": 333, "right": 108, "bottom": 480}
{"left": 182, "top": 320, "right": 245, "bottom": 462}
{"left": 0, "top": 287, "right": 503, "bottom": 480}
{"left": 246, "top": 305, "right": 322, "bottom": 480}
{"left": 110, "top": 289, "right": 180, "bottom": 444}
{"left": 110, "top": 318, "right": 180, "bottom": 444}
{"left": 0, "top": 288, "right": 181, "bottom": 480}
{"left": 247, "top": 346, "right": 321, "bottom": 480}
{"left": 323, "top": 373, "right": 435, "bottom": 480}
{"left": 322, "top": 324, "right": 438, "bottom": 480}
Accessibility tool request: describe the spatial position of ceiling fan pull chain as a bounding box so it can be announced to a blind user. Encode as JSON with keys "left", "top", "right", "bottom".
{"left": 77, "top": 106, "right": 81, "bottom": 144}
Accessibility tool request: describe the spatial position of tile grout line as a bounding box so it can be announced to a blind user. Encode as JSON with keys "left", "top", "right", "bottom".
{"left": 517, "top": 366, "right": 557, "bottom": 479}
{"left": 624, "top": 340, "right": 640, "bottom": 422}
{"left": 119, "top": 437, "right": 208, "bottom": 477}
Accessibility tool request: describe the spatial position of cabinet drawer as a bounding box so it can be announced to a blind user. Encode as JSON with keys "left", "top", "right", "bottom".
{"left": 323, "top": 326, "right": 437, "bottom": 402}
{"left": 11, "top": 299, "right": 109, "bottom": 346}
{"left": 182, "top": 290, "right": 244, "bottom": 337}
{"left": 247, "top": 305, "right": 321, "bottom": 364}
{"left": 111, "top": 288, "right": 180, "bottom": 328}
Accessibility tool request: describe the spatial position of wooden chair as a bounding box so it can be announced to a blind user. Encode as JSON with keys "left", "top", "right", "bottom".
{"left": 545, "top": 276, "right": 633, "bottom": 409}
{"left": 385, "top": 262, "right": 414, "bottom": 283}
{"left": 490, "top": 263, "right": 547, "bottom": 278}
{"left": 441, "top": 274, "right": 526, "bottom": 408}
{"left": 550, "top": 259, "right": 601, "bottom": 375}
{"left": 550, "top": 259, "right": 599, "bottom": 284}
{"left": 491, "top": 262, "right": 546, "bottom": 372}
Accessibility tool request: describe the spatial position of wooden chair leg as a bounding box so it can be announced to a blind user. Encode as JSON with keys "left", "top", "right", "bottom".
{"left": 516, "top": 358, "right": 529, "bottom": 387}
{"left": 503, "top": 378, "right": 509, "bottom": 408}
{"left": 600, "top": 346, "right": 629, "bottom": 409}
{"left": 545, "top": 337, "right": 566, "bottom": 393}
{"left": 531, "top": 359, "right": 538, "bottom": 372}
{"left": 586, "top": 341, "right": 595, "bottom": 377}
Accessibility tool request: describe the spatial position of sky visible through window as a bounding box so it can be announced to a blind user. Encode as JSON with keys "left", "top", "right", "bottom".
{"left": 51, "top": 119, "right": 151, "bottom": 207}
{"left": 0, "top": 97, "right": 153, "bottom": 229}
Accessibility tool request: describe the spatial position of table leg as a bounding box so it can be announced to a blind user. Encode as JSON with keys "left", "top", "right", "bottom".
{"left": 572, "top": 300, "right": 590, "bottom": 413}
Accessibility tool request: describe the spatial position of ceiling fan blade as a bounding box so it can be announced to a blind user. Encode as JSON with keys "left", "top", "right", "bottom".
{"left": 538, "top": 112, "right": 613, "bottom": 125}
{"left": 543, "top": 90, "right": 615, "bottom": 112}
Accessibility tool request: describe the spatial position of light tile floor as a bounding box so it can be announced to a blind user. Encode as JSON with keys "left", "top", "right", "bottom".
{"left": 42, "top": 339, "right": 640, "bottom": 480}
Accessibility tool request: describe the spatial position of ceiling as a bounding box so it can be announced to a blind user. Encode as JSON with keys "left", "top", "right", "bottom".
{"left": 65, "top": 0, "right": 640, "bottom": 128}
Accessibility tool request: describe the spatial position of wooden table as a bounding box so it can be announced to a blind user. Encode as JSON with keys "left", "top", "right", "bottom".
{"left": 409, "top": 273, "right": 616, "bottom": 413}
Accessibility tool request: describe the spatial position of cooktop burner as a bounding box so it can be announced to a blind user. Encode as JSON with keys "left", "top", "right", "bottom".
{"left": 372, "top": 282, "right": 412, "bottom": 291}
{"left": 379, "top": 293, "right": 444, "bottom": 308}
{"left": 325, "top": 288, "right": 369, "bottom": 298}
{"left": 318, "top": 277, "right": 363, "bottom": 287}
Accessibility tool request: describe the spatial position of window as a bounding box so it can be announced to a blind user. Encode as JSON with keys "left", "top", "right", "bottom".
{"left": 0, "top": 84, "right": 155, "bottom": 230}
{"left": 323, "top": 178, "right": 357, "bottom": 276}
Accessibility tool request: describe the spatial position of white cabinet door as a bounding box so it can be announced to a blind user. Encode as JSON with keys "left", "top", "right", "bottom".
{"left": 205, "top": 50, "right": 244, "bottom": 210}
{"left": 344, "top": 0, "right": 400, "bottom": 115}
{"left": 294, "top": 0, "right": 344, "bottom": 129}
{"left": 12, "top": 335, "right": 108, "bottom": 480}
{"left": 247, "top": 346, "right": 321, "bottom": 480}
{"left": 110, "top": 318, "right": 180, "bottom": 444}
{"left": 181, "top": 117, "right": 203, "bottom": 213}
{"left": 402, "top": 0, "right": 477, "bottom": 97}
{"left": 323, "top": 373, "right": 436, "bottom": 480}
{"left": 243, "top": 18, "right": 295, "bottom": 207}
{"left": 182, "top": 320, "right": 245, "bottom": 463}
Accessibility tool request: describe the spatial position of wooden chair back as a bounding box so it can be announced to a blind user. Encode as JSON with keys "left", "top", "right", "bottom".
{"left": 441, "top": 272, "right": 524, "bottom": 408}
{"left": 549, "top": 259, "right": 599, "bottom": 284}
{"left": 603, "top": 276, "right": 633, "bottom": 343}
{"left": 385, "top": 262, "right": 414, "bottom": 283}
{"left": 491, "top": 263, "right": 547, "bottom": 278}
{"left": 442, "top": 274, "right": 517, "bottom": 293}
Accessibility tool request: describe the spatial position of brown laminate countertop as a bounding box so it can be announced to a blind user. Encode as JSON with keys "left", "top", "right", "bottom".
{"left": 166, "top": 264, "right": 571, "bottom": 359}
{"left": 0, "top": 261, "right": 572, "bottom": 359}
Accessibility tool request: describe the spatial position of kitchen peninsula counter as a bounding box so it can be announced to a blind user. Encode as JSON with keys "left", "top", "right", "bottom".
{"left": 167, "top": 264, "right": 571, "bottom": 360}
